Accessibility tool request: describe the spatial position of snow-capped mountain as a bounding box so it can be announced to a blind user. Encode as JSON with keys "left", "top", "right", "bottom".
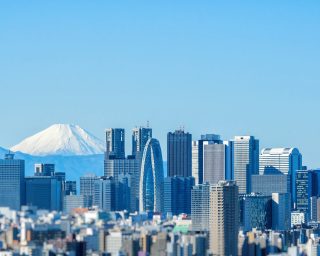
{"left": 11, "top": 124, "right": 105, "bottom": 156}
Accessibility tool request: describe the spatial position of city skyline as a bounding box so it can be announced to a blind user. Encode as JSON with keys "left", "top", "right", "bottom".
{"left": 0, "top": 1, "right": 320, "bottom": 168}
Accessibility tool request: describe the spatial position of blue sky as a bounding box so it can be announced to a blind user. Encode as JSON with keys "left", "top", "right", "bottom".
{"left": 0, "top": 1, "right": 319, "bottom": 166}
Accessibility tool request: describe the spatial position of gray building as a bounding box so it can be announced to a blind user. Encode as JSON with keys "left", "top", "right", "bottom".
{"left": 80, "top": 174, "right": 99, "bottom": 207}
{"left": 209, "top": 180, "right": 239, "bottom": 256}
{"left": 251, "top": 174, "right": 290, "bottom": 195}
{"left": 93, "top": 177, "right": 115, "bottom": 212}
{"left": 191, "top": 183, "right": 211, "bottom": 231}
{"left": 25, "top": 176, "right": 62, "bottom": 211}
{"left": 163, "top": 176, "right": 194, "bottom": 216}
{"left": 167, "top": 130, "right": 192, "bottom": 177}
{"left": 233, "top": 136, "right": 259, "bottom": 194}
{"left": 63, "top": 195, "right": 87, "bottom": 213}
{"left": 0, "top": 153, "right": 25, "bottom": 210}
{"left": 259, "top": 147, "right": 302, "bottom": 205}
{"left": 104, "top": 157, "right": 140, "bottom": 212}
{"left": 106, "top": 128, "right": 125, "bottom": 159}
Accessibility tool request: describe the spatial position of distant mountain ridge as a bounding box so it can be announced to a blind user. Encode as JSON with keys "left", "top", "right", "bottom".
{"left": 10, "top": 124, "right": 105, "bottom": 156}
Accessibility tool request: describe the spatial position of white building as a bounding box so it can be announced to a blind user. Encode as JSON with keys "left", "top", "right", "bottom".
{"left": 291, "top": 211, "right": 306, "bottom": 227}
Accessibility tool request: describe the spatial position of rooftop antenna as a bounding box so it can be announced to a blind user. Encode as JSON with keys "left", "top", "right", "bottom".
{"left": 147, "top": 120, "right": 150, "bottom": 128}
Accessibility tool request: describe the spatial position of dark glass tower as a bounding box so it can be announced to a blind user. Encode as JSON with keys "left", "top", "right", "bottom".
{"left": 106, "top": 128, "right": 125, "bottom": 159}
{"left": 167, "top": 130, "right": 192, "bottom": 177}
{"left": 132, "top": 127, "right": 152, "bottom": 156}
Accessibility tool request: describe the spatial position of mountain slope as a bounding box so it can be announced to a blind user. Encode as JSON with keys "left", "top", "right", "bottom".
{"left": 11, "top": 124, "right": 105, "bottom": 156}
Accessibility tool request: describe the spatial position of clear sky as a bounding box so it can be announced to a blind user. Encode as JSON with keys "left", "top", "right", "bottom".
{"left": 0, "top": 1, "right": 319, "bottom": 167}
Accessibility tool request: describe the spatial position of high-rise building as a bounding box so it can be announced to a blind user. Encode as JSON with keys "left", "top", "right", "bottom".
{"left": 80, "top": 174, "right": 99, "bottom": 207}
{"left": 233, "top": 136, "right": 259, "bottom": 194}
{"left": 25, "top": 176, "right": 62, "bottom": 211}
{"left": 0, "top": 153, "right": 25, "bottom": 210}
{"left": 192, "top": 134, "right": 222, "bottom": 185}
{"left": 167, "top": 130, "right": 192, "bottom": 177}
{"left": 132, "top": 126, "right": 152, "bottom": 156}
{"left": 241, "top": 193, "right": 272, "bottom": 232}
{"left": 272, "top": 193, "right": 291, "bottom": 231}
{"left": 259, "top": 148, "right": 302, "bottom": 205}
{"left": 310, "top": 196, "right": 320, "bottom": 222}
{"left": 34, "top": 163, "right": 55, "bottom": 176}
{"left": 191, "top": 183, "right": 211, "bottom": 232}
{"left": 93, "top": 176, "right": 115, "bottom": 212}
{"left": 139, "top": 138, "right": 164, "bottom": 212}
{"left": 163, "top": 176, "right": 194, "bottom": 216}
{"left": 251, "top": 174, "right": 290, "bottom": 195}
{"left": 296, "top": 170, "right": 309, "bottom": 213}
{"left": 203, "top": 141, "right": 226, "bottom": 184}
{"left": 104, "top": 157, "right": 140, "bottom": 212}
{"left": 65, "top": 181, "right": 77, "bottom": 195}
{"left": 209, "top": 180, "right": 239, "bottom": 256}
{"left": 106, "top": 128, "right": 125, "bottom": 159}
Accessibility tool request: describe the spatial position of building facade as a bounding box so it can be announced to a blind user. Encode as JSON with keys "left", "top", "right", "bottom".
{"left": 233, "top": 136, "right": 259, "bottom": 194}
{"left": 167, "top": 130, "right": 192, "bottom": 177}
{"left": 105, "top": 128, "right": 125, "bottom": 159}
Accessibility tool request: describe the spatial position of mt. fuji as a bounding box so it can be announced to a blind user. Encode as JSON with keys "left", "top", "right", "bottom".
{"left": 11, "top": 124, "right": 105, "bottom": 156}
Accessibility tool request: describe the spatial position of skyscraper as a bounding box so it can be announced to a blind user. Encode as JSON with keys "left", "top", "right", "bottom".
{"left": 272, "top": 193, "right": 291, "bottom": 230}
{"left": 163, "top": 176, "right": 194, "bottom": 216}
{"left": 241, "top": 193, "right": 272, "bottom": 232}
{"left": 25, "top": 176, "right": 62, "bottom": 211}
{"left": 191, "top": 183, "right": 211, "bottom": 231}
{"left": 139, "top": 138, "right": 164, "bottom": 212}
{"left": 203, "top": 142, "right": 226, "bottom": 184}
{"left": 106, "top": 128, "right": 125, "bottom": 159}
{"left": 34, "top": 163, "right": 55, "bottom": 176}
{"left": 80, "top": 174, "right": 99, "bottom": 207}
{"left": 132, "top": 126, "right": 152, "bottom": 156}
{"left": 233, "top": 136, "right": 259, "bottom": 194}
{"left": 251, "top": 174, "right": 290, "bottom": 195}
{"left": 65, "top": 181, "right": 77, "bottom": 195}
{"left": 296, "top": 170, "right": 309, "bottom": 213}
{"left": 167, "top": 130, "right": 192, "bottom": 177}
{"left": 209, "top": 180, "right": 239, "bottom": 256}
{"left": 0, "top": 153, "right": 25, "bottom": 210}
{"left": 259, "top": 148, "right": 302, "bottom": 206}
{"left": 93, "top": 176, "right": 115, "bottom": 212}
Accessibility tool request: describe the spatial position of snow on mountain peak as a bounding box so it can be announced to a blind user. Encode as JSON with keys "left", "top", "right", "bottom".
{"left": 10, "top": 124, "right": 105, "bottom": 156}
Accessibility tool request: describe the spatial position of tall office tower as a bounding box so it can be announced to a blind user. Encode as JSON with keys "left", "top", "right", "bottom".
{"left": 241, "top": 193, "right": 272, "bottom": 232}
{"left": 65, "top": 181, "right": 77, "bottom": 195}
{"left": 163, "top": 176, "right": 194, "bottom": 216}
{"left": 139, "top": 138, "right": 164, "bottom": 212}
{"left": 25, "top": 176, "right": 62, "bottom": 211}
{"left": 296, "top": 170, "right": 309, "bottom": 213}
{"left": 259, "top": 148, "right": 302, "bottom": 205}
{"left": 310, "top": 196, "right": 320, "bottom": 222}
{"left": 93, "top": 177, "right": 115, "bottom": 212}
{"left": 251, "top": 174, "right": 290, "bottom": 195}
{"left": 209, "top": 180, "right": 239, "bottom": 256}
{"left": 106, "top": 128, "right": 125, "bottom": 159}
{"left": 114, "top": 174, "right": 131, "bottom": 211}
{"left": 54, "top": 172, "right": 66, "bottom": 182}
{"left": 167, "top": 129, "right": 192, "bottom": 177}
{"left": 272, "top": 193, "right": 291, "bottom": 231}
{"left": 0, "top": 153, "right": 25, "bottom": 210}
{"left": 34, "top": 163, "right": 55, "bottom": 176}
{"left": 191, "top": 183, "right": 211, "bottom": 231}
{"left": 192, "top": 134, "right": 220, "bottom": 185}
{"left": 104, "top": 157, "right": 140, "bottom": 212}
{"left": 132, "top": 126, "right": 152, "bottom": 156}
{"left": 307, "top": 169, "right": 320, "bottom": 198}
{"left": 80, "top": 174, "right": 99, "bottom": 207}
{"left": 203, "top": 141, "right": 226, "bottom": 184}
{"left": 233, "top": 136, "right": 259, "bottom": 194}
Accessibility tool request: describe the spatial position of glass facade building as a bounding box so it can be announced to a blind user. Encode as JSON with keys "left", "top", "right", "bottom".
{"left": 139, "top": 138, "right": 164, "bottom": 212}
